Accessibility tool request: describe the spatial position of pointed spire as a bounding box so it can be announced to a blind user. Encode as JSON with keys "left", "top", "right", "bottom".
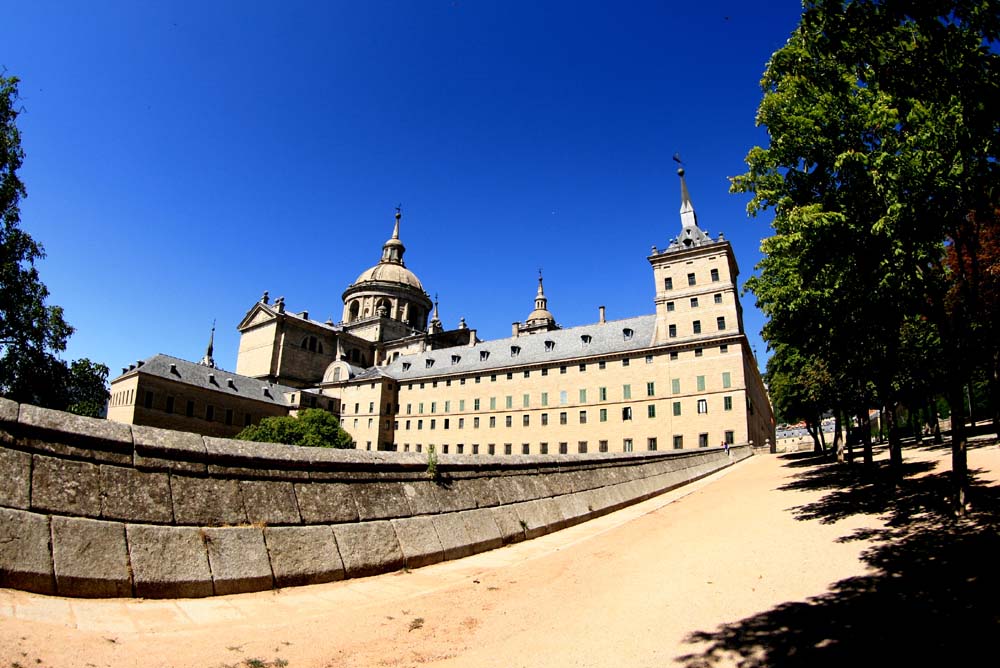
{"left": 535, "top": 269, "right": 548, "bottom": 310}
{"left": 381, "top": 205, "right": 406, "bottom": 264}
{"left": 669, "top": 165, "right": 713, "bottom": 249}
{"left": 200, "top": 320, "right": 216, "bottom": 368}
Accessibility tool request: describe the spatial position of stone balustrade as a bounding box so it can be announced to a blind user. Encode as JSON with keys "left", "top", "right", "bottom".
{"left": 0, "top": 397, "right": 751, "bottom": 598}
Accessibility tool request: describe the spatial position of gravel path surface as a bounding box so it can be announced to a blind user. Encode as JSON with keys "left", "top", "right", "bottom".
{"left": 3, "top": 442, "right": 997, "bottom": 668}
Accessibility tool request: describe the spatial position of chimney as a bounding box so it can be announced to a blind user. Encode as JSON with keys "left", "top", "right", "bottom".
{"left": 468, "top": 329, "right": 477, "bottom": 346}
{"left": 512, "top": 322, "right": 520, "bottom": 337}
{"left": 599, "top": 306, "right": 606, "bottom": 323}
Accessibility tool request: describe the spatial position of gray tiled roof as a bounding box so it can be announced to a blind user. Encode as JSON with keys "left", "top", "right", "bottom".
{"left": 115, "top": 354, "right": 312, "bottom": 406}
{"left": 382, "top": 314, "right": 658, "bottom": 381}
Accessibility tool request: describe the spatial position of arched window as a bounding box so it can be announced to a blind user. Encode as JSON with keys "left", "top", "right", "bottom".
{"left": 349, "top": 301, "right": 360, "bottom": 322}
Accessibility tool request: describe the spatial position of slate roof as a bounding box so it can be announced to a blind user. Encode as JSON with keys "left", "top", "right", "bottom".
{"left": 382, "top": 314, "right": 658, "bottom": 381}
{"left": 114, "top": 354, "right": 314, "bottom": 406}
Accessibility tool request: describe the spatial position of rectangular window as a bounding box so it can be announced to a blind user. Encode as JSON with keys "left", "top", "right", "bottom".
{"left": 541, "top": 392, "right": 548, "bottom": 406}
{"left": 623, "top": 384, "right": 631, "bottom": 399}
{"left": 523, "top": 414, "right": 530, "bottom": 427}
{"left": 459, "top": 399, "right": 465, "bottom": 411}
{"left": 165, "top": 396, "right": 174, "bottom": 414}
{"left": 474, "top": 398, "right": 480, "bottom": 411}
{"left": 670, "top": 351, "right": 678, "bottom": 360}
{"left": 673, "top": 401, "right": 681, "bottom": 416}
{"left": 560, "top": 366, "right": 567, "bottom": 374}
{"left": 722, "top": 372, "right": 732, "bottom": 388}
{"left": 459, "top": 418, "right": 465, "bottom": 428}
{"left": 673, "top": 435, "right": 684, "bottom": 449}
{"left": 444, "top": 418, "right": 450, "bottom": 429}
{"left": 671, "top": 378, "right": 680, "bottom": 394}
{"left": 472, "top": 444, "right": 480, "bottom": 454}
{"left": 698, "top": 399, "right": 708, "bottom": 414}
{"left": 687, "top": 272, "right": 696, "bottom": 286}
{"left": 578, "top": 441, "right": 588, "bottom": 454}
{"left": 559, "top": 411, "right": 568, "bottom": 425}
{"left": 144, "top": 391, "right": 154, "bottom": 409}
{"left": 488, "top": 444, "right": 495, "bottom": 455}
{"left": 599, "top": 387, "right": 607, "bottom": 401}
{"left": 419, "top": 402, "right": 424, "bottom": 414}
{"left": 185, "top": 400, "right": 194, "bottom": 417}
{"left": 507, "top": 372, "right": 513, "bottom": 380}
{"left": 541, "top": 368, "right": 549, "bottom": 376}
{"left": 725, "top": 430, "right": 735, "bottom": 445}
{"left": 505, "top": 395, "right": 513, "bottom": 409}
{"left": 540, "top": 442, "right": 549, "bottom": 454}
{"left": 522, "top": 443, "right": 530, "bottom": 455}
{"left": 714, "top": 293, "right": 723, "bottom": 304}
{"left": 406, "top": 404, "right": 412, "bottom": 414}
{"left": 579, "top": 363, "right": 587, "bottom": 372}
{"left": 474, "top": 416, "right": 480, "bottom": 428}
{"left": 724, "top": 396, "right": 733, "bottom": 411}
{"left": 524, "top": 370, "right": 530, "bottom": 378}
{"left": 600, "top": 408, "right": 607, "bottom": 422}
{"left": 489, "top": 416, "right": 496, "bottom": 428}
{"left": 541, "top": 413, "right": 549, "bottom": 426}
{"left": 505, "top": 415, "right": 512, "bottom": 427}
{"left": 369, "top": 401, "right": 375, "bottom": 413}
{"left": 523, "top": 394, "right": 530, "bottom": 408}
{"left": 559, "top": 390, "right": 568, "bottom": 404}
{"left": 666, "top": 301, "right": 675, "bottom": 312}
{"left": 579, "top": 410, "right": 587, "bottom": 424}
{"left": 695, "top": 348, "right": 703, "bottom": 357}
{"left": 457, "top": 444, "right": 464, "bottom": 454}
{"left": 699, "top": 433, "right": 709, "bottom": 448}
{"left": 664, "top": 277, "right": 673, "bottom": 290}
{"left": 579, "top": 389, "right": 587, "bottom": 402}
{"left": 622, "top": 406, "right": 633, "bottom": 421}
{"left": 430, "top": 402, "right": 437, "bottom": 414}
{"left": 490, "top": 397, "right": 497, "bottom": 410}
{"left": 697, "top": 375, "right": 706, "bottom": 391}
{"left": 598, "top": 361, "right": 606, "bottom": 369}
{"left": 720, "top": 344, "right": 729, "bottom": 353}
{"left": 648, "top": 437, "right": 657, "bottom": 451}
{"left": 206, "top": 405, "right": 214, "bottom": 421}
{"left": 406, "top": 419, "right": 411, "bottom": 430}
{"left": 599, "top": 440, "right": 608, "bottom": 453}
{"left": 559, "top": 442, "right": 568, "bottom": 454}
{"left": 690, "top": 297, "right": 699, "bottom": 308}
{"left": 646, "top": 381, "right": 655, "bottom": 397}
{"left": 647, "top": 404, "right": 656, "bottom": 418}
{"left": 711, "top": 268, "right": 720, "bottom": 282}
{"left": 669, "top": 324, "right": 677, "bottom": 338}
{"left": 717, "top": 316, "right": 726, "bottom": 330}
{"left": 225, "top": 409, "right": 233, "bottom": 425}
{"left": 444, "top": 400, "right": 450, "bottom": 412}
{"left": 623, "top": 438, "right": 633, "bottom": 452}
{"left": 693, "top": 320, "right": 702, "bottom": 334}
{"left": 622, "top": 358, "right": 630, "bottom": 367}
{"left": 244, "top": 413, "right": 252, "bottom": 427}
{"left": 430, "top": 419, "right": 436, "bottom": 429}
{"left": 645, "top": 355, "right": 654, "bottom": 364}
{"left": 504, "top": 443, "right": 512, "bottom": 455}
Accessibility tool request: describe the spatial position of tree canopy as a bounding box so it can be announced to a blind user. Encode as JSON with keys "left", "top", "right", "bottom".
{"left": 734, "top": 0, "right": 1000, "bottom": 509}
{"left": 0, "top": 74, "right": 108, "bottom": 415}
{"left": 236, "top": 408, "right": 354, "bottom": 448}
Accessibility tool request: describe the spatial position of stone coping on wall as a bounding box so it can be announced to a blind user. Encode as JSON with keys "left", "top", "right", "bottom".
{"left": 0, "top": 397, "right": 751, "bottom": 598}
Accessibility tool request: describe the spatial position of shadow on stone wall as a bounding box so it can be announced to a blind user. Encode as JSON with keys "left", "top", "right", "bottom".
{"left": 676, "top": 446, "right": 1000, "bottom": 667}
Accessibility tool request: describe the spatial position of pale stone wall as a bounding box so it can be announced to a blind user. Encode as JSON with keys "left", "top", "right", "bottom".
{"left": 0, "top": 398, "right": 750, "bottom": 599}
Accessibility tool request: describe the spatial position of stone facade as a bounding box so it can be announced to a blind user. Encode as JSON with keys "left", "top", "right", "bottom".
{"left": 108, "top": 172, "right": 775, "bottom": 450}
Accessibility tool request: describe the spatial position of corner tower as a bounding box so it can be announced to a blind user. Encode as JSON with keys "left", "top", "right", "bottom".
{"left": 648, "top": 167, "right": 743, "bottom": 345}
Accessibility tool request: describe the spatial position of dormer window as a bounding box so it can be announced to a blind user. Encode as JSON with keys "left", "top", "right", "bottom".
{"left": 545, "top": 340, "right": 556, "bottom": 352}
{"left": 451, "top": 355, "right": 461, "bottom": 365}
{"left": 581, "top": 334, "right": 592, "bottom": 345}
{"left": 480, "top": 350, "right": 490, "bottom": 362}
{"left": 510, "top": 345, "right": 521, "bottom": 357}
{"left": 623, "top": 328, "right": 634, "bottom": 341}
{"left": 402, "top": 362, "right": 411, "bottom": 371}
{"left": 425, "top": 359, "right": 435, "bottom": 368}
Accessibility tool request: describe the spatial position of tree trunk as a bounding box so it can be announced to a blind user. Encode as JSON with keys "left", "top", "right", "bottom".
{"left": 860, "top": 409, "right": 874, "bottom": 470}
{"left": 886, "top": 403, "right": 903, "bottom": 477}
{"left": 806, "top": 419, "right": 822, "bottom": 454}
{"left": 833, "top": 410, "right": 845, "bottom": 463}
{"left": 948, "top": 382, "right": 970, "bottom": 515}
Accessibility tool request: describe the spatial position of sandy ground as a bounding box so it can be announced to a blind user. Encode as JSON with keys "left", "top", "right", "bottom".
{"left": 2, "top": 443, "right": 997, "bottom": 668}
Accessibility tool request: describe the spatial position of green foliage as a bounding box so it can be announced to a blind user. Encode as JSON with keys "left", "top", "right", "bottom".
{"left": 0, "top": 74, "right": 108, "bottom": 412}
{"left": 236, "top": 408, "right": 353, "bottom": 448}
{"left": 425, "top": 443, "right": 438, "bottom": 479}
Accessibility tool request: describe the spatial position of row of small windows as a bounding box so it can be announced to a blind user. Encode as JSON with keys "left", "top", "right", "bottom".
{"left": 395, "top": 395, "right": 734, "bottom": 431}
{"left": 667, "top": 317, "right": 726, "bottom": 338}
{"left": 394, "top": 431, "right": 735, "bottom": 455}
{"left": 666, "top": 293, "right": 725, "bottom": 311}
{"left": 663, "top": 268, "right": 721, "bottom": 291}
{"left": 139, "top": 390, "right": 254, "bottom": 427}
{"left": 397, "top": 346, "right": 731, "bottom": 385}
{"left": 395, "top": 373, "right": 732, "bottom": 415}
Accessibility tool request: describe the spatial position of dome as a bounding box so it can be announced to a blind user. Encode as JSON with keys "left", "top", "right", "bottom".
{"left": 526, "top": 306, "right": 555, "bottom": 324}
{"left": 352, "top": 262, "right": 425, "bottom": 291}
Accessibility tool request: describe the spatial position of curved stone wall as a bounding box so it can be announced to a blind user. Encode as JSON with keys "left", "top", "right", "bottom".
{"left": 0, "top": 397, "right": 751, "bottom": 598}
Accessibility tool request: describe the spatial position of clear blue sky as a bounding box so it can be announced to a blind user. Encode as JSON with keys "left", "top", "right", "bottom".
{"left": 3, "top": 0, "right": 802, "bottom": 380}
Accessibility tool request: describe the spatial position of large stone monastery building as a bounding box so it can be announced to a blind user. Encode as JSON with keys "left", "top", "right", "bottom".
{"left": 108, "top": 170, "right": 775, "bottom": 453}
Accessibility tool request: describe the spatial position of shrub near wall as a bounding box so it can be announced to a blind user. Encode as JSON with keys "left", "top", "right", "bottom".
{"left": 0, "top": 397, "right": 750, "bottom": 598}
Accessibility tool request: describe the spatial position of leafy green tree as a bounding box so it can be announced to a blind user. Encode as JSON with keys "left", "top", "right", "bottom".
{"left": 236, "top": 408, "right": 353, "bottom": 448}
{"left": 735, "top": 1, "right": 1000, "bottom": 509}
{"left": 0, "top": 74, "right": 108, "bottom": 412}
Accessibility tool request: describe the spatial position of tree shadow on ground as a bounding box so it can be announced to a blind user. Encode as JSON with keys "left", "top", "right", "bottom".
{"left": 676, "top": 455, "right": 1000, "bottom": 667}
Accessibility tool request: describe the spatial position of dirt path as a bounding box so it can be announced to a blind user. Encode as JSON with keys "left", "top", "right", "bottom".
{"left": 3, "top": 444, "right": 996, "bottom": 668}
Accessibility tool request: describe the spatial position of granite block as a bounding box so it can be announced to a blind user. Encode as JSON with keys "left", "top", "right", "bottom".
{"left": 99, "top": 465, "right": 173, "bottom": 523}
{"left": 264, "top": 525, "right": 344, "bottom": 587}
{"left": 170, "top": 476, "right": 247, "bottom": 526}
{"left": 0, "top": 447, "right": 31, "bottom": 509}
{"left": 0, "top": 507, "right": 54, "bottom": 594}
{"left": 241, "top": 480, "right": 301, "bottom": 525}
{"left": 51, "top": 516, "right": 131, "bottom": 597}
{"left": 293, "top": 482, "right": 358, "bottom": 524}
{"left": 390, "top": 516, "right": 445, "bottom": 569}
{"left": 332, "top": 521, "right": 404, "bottom": 578}
{"left": 31, "top": 455, "right": 101, "bottom": 517}
{"left": 203, "top": 527, "right": 274, "bottom": 595}
{"left": 126, "top": 525, "right": 212, "bottom": 599}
